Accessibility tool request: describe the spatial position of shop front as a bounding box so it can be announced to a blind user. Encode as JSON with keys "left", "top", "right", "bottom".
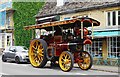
{"left": 85, "top": 30, "right": 120, "bottom": 66}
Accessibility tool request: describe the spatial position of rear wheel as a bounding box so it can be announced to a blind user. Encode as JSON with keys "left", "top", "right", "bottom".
{"left": 59, "top": 51, "right": 74, "bottom": 72}
{"left": 29, "top": 39, "right": 47, "bottom": 68}
{"left": 77, "top": 51, "right": 93, "bottom": 70}
{"left": 2, "top": 55, "right": 7, "bottom": 62}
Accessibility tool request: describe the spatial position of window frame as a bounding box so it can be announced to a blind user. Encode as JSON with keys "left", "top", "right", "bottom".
{"left": 107, "top": 37, "right": 119, "bottom": 59}
{"left": 106, "top": 11, "right": 119, "bottom": 26}
{"left": 85, "top": 38, "right": 102, "bottom": 58}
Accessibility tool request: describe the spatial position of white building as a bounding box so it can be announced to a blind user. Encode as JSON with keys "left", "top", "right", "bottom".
{"left": 0, "top": 1, "right": 14, "bottom": 51}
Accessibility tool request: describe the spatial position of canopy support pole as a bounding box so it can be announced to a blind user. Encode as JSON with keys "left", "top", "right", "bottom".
{"left": 52, "top": 26, "right": 54, "bottom": 36}
{"left": 81, "top": 21, "right": 84, "bottom": 51}
{"left": 32, "top": 29, "right": 35, "bottom": 39}
{"left": 81, "top": 21, "right": 83, "bottom": 39}
{"left": 92, "top": 23, "right": 94, "bottom": 39}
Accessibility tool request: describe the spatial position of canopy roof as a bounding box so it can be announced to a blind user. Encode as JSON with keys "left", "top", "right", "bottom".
{"left": 24, "top": 17, "right": 100, "bottom": 30}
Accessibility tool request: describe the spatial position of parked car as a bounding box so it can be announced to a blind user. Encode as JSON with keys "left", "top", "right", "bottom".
{"left": 2, "top": 46, "right": 29, "bottom": 63}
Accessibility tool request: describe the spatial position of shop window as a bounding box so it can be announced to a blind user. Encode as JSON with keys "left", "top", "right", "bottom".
{"left": 85, "top": 38, "right": 102, "bottom": 58}
{"left": 107, "top": 37, "right": 120, "bottom": 58}
{"left": 106, "top": 10, "right": 120, "bottom": 26}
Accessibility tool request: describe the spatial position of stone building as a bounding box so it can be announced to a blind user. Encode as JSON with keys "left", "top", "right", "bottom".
{"left": 0, "top": 1, "right": 14, "bottom": 51}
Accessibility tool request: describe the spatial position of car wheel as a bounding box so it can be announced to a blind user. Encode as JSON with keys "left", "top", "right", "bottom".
{"left": 15, "top": 56, "right": 20, "bottom": 64}
{"left": 2, "top": 55, "right": 7, "bottom": 62}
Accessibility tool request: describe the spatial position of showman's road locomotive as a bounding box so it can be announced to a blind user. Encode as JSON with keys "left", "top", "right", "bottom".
{"left": 24, "top": 17, "right": 100, "bottom": 72}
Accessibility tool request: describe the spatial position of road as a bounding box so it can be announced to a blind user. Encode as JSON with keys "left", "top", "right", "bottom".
{"left": 0, "top": 55, "right": 119, "bottom": 75}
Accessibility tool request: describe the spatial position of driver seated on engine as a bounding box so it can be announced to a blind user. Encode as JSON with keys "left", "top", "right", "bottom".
{"left": 67, "top": 30, "right": 73, "bottom": 41}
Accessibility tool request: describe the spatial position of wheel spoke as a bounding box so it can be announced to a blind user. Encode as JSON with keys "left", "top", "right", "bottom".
{"left": 39, "top": 55, "right": 43, "bottom": 61}
{"left": 32, "top": 49, "right": 37, "bottom": 54}
{"left": 34, "top": 56, "right": 37, "bottom": 60}
{"left": 34, "top": 41, "right": 38, "bottom": 50}
{"left": 39, "top": 44, "right": 43, "bottom": 49}
{"left": 67, "top": 55, "right": 69, "bottom": 59}
{"left": 67, "top": 60, "right": 71, "bottom": 62}
{"left": 38, "top": 53, "right": 43, "bottom": 57}
{"left": 37, "top": 56, "right": 42, "bottom": 63}
{"left": 31, "top": 53, "right": 36, "bottom": 56}
{"left": 65, "top": 54, "right": 68, "bottom": 59}
{"left": 84, "top": 57, "right": 90, "bottom": 63}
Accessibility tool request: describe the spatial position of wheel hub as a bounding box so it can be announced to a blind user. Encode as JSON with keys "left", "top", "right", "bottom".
{"left": 64, "top": 59, "right": 70, "bottom": 64}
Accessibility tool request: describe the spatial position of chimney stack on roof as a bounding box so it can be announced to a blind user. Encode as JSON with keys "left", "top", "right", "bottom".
{"left": 57, "top": 0, "right": 65, "bottom": 6}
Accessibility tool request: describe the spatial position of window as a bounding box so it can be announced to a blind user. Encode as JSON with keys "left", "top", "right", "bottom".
{"left": 9, "top": 46, "right": 16, "bottom": 51}
{"left": 107, "top": 12, "right": 110, "bottom": 26}
{"left": 0, "top": 11, "right": 6, "bottom": 27}
{"left": 6, "top": 13, "right": 11, "bottom": 26}
{"left": 118, "top": 11, "right": 120, "bottom": 25}
{"left": 107, "top": 37, "right": 120, "bottom": 58}
{"left": 7, "top": 36, "right": 11, "bottom": 46}
{"left": 112, "top": 11, "right": 116, "bottom": 25}
{"left": 85, "top": 38, "right": 102, "bottom": 58}
{"left": 107, "top": 11, "right": 120, "bottom": 26}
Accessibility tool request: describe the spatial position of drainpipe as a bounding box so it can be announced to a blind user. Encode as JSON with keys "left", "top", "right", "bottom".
{"left": 102, "top": 38, "right": 108, "bottom": 60}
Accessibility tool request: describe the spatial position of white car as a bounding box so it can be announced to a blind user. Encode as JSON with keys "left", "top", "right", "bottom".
{"left": 2, "top": 46, "right": 29, "bottom": 63}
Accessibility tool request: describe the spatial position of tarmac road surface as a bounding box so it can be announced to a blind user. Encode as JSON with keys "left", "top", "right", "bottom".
{"left": 0, "top": 55, "right": 119, "bottom": 75}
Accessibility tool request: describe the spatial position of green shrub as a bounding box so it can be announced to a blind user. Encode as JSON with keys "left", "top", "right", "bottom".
{"left": 13, "top": 2, "right": 44, "bottom": 48}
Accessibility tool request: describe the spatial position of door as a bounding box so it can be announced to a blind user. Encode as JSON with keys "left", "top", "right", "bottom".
{"left": 8, "top": 46, "right": 16, "bottom": 59}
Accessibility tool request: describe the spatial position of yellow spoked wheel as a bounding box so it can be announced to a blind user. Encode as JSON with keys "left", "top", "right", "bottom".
{"left": 59, "top": 51, "right": 74, "bottom": 72}
{"left": 78, "top": 51, "right": 93, "bottom": 70}
{"left": 29, "top": 39, "right": 47, "bottom": 68}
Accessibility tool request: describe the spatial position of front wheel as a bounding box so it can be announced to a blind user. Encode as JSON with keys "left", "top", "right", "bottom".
{"left": 15, "top": 56, "right": 20, "bottom": 64}
{"left": 59, "top": 51, "right": 74, "bottom": 72}
{"left": 77, "top": 51, "right": 93, "bottom": 70}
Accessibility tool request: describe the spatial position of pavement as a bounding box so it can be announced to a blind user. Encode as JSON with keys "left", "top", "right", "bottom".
{"left": 91, "top": 65, "right": 119, "bottom": 73}
{"left": 73, "top": 63, "right": 119, "bottom": 73}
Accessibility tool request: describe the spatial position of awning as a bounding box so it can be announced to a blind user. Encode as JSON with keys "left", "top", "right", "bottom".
{"left": 93, "top": 31, "right": 120, "bottom": 37}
